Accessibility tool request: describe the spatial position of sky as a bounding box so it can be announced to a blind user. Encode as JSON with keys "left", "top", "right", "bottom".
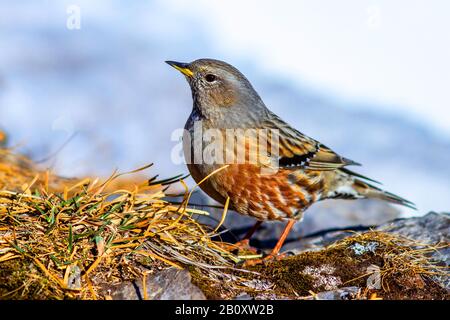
{"left": 162, "top": 0, "right": 450, "bottom": 138}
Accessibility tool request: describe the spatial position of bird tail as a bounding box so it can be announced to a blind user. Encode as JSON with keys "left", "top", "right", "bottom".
{"left": 327, "top": 168, "right": 416, "bottom": 210}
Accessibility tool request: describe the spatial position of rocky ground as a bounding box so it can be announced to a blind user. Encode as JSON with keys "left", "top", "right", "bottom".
{"left": 107, "top": 211, "right": 449, "bottom": 300}
{"left": 0, "top": 148, "right": 447, "bottom": 300}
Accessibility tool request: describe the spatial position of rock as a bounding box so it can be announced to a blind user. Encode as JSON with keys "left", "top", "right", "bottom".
{"left": 283, "top": 230, "right": 353, "bottom": 253}
{"left": 233, "top": 293, "right": 253, "bottom": 300}
{"left": 377, "top": 212, "right": 449, "bottom": 246}
{"left": 286, "top": 212, "right": 449, "bottom": 251}
{"left": 313, "top": 287, "right": 361, "bottom": 300}
{"left": 284, "top": 212, "right": 450, "bottom": 290}
{"left": 107, "top": 268, "right": 206, "bottom": 300}
{"left": 378, "top": 212, "right": 450, "bottom": 267}
{"left": 297, "top": 199, "right": 401, "bottom": 236}
{"left": 378, "top": 212, "right": 450, "bottom": 289}
{"left": 100, "top": 212, "right": 448, "bottom": 301}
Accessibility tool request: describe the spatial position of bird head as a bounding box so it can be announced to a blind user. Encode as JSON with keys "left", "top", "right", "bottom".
{"left": 165, "top": 59, "right": 267, "bottom": 125}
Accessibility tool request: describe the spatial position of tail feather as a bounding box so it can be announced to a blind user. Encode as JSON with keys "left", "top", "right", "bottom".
{"left": 326, "top": 169, "right": 416, "bottom": 210}
{"left": 352, "top": 179, "right": 417, "bottom": 210}
{"left": 339, "top": 167, "right": 382, "bottom": 185}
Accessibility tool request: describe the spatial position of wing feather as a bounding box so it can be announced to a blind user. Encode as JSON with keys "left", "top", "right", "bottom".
{"left": 263, "top": 114, "right": 360, "bottom": 171}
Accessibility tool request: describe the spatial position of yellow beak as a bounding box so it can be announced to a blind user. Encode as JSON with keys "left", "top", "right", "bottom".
{"left": 165, "top": 60, "right": 194, "bottom": 77}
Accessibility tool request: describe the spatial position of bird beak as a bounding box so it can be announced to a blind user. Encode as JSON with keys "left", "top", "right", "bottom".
{"left": 165, "top": 61, "right": 194, "bottom": 77}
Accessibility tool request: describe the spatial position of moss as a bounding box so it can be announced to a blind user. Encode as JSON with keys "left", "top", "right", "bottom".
{"left": 188, "top": 246, "right": 381, "bottom": 299}
{"left": 188, "top": 266, "right": 228, "bottom": 300}
{"left": 248, "top": 247, "right": 375, "bottom": 295}
{"left": 245, "top": 234, "right": 448, "bottom": 299}
{"left": 0, "top": 259, "right": 66, "bottom": 300}
{"left": 376, "top": 274, "right": 448, "bottom": 300}
{"left": 189, "top": 231, "right": 449, "bottom": 300}
{"left": 188, "top": 267, "right": 213, "bottom": 298}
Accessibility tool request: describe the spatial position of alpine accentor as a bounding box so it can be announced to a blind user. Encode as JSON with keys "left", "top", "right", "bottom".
{"left": 166, "top": 59, "right": 414, "bottom": 260}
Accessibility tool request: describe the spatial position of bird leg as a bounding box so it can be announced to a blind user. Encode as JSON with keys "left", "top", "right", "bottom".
{"left": 219, "top": 221, "right": 263, "bottom": 253}
{"left": 234, "top": 221, "right": 263, "bottom": 248}
{"left": 268, "top": 219, "right": 295, "bottom": 256}
{"left": 244, "top": 220, "right": 296, "bottom": 266}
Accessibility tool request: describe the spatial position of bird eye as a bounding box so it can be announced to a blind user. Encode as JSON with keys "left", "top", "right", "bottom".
{"left": 205, "top": 74, "right": 217, "bottom": 82}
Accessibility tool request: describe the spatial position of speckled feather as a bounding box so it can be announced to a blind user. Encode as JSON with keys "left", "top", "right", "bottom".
{"left": 210, "top": 164, "right": 324, "bottom": 221}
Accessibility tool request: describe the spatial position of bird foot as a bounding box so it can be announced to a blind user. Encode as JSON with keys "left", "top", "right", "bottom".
{"left": 243, "top": 252, "right": 287, "bottom": 267}
{"left": 219, "top": 239, "right": 259, "bottom": 254}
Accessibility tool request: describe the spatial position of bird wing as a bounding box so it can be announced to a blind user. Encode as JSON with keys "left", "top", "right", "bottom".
{"left": 262, "top": 115, "right": 360, "bottom": 171}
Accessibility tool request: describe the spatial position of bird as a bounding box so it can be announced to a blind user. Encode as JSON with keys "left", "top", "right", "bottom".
{"left": 166, "top": 58, "right": 415, "bottom": 263}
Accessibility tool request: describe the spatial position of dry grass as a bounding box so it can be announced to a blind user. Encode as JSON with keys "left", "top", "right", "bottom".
{"left": 0, "top": 148, "right": 240, "bottom": 299}
{"left": 0, "top": 148, "right": 73, "bottom": 192}
{"left": 334, "top": 231, "right": 449, "bottom": 291}
{"left": 0, "top": 146, "right": 448, "bottom": 300}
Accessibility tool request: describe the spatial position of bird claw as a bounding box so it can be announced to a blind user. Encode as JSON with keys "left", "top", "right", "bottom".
{"left": 242, "top": 252, "right": 287, "bottom": 267}
{"left": 233, "top": 239, "right": 250, "bottom": 249}
{"left": 219, "top": 239, "right": 259, "bottom": 255}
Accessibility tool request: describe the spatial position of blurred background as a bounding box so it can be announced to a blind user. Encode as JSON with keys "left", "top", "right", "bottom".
{"left": 0, "top": 0, "right": 449, "bottom": 228}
